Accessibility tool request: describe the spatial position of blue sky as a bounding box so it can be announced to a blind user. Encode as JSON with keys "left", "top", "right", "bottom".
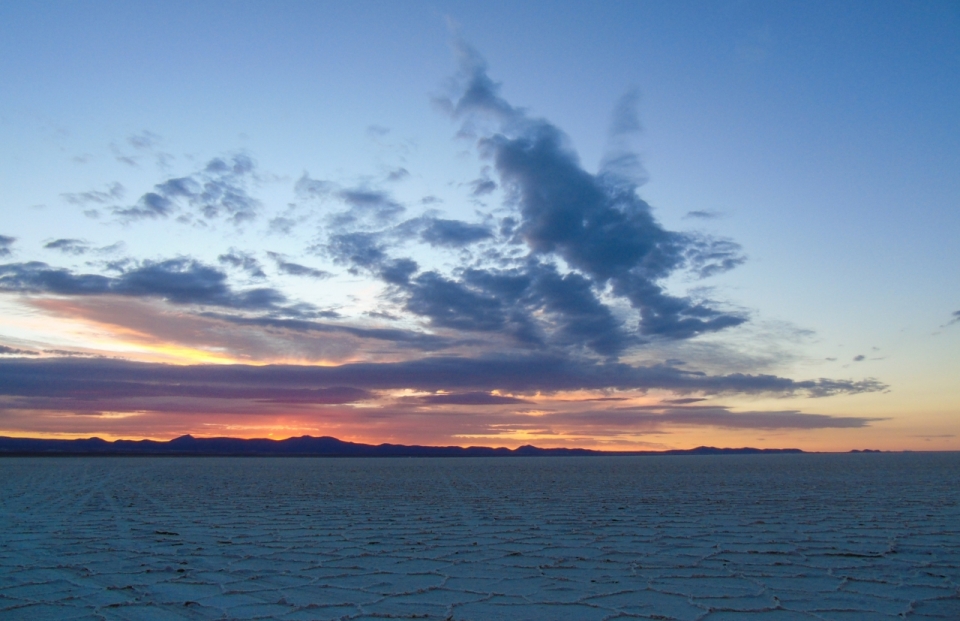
{"left": 1, "top": 1, "right": 958, "bottom": 449}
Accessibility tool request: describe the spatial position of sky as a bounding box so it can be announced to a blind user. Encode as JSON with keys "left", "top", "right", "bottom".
{"left": 1, "top": 1, "right": 958, "bottom": 451}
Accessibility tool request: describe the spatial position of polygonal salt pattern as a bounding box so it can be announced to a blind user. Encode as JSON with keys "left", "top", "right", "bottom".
{"left": 1, "top": 453, "right": 959, "bottom": 619}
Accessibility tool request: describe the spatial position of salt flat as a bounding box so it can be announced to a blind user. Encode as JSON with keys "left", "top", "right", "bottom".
{"left": 1, "top": 454, "right": 958, "bottom": 620}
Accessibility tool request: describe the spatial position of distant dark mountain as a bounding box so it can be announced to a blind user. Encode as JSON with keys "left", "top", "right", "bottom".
{"left": 0, "top": 435, "right": 804, "bottom": 457}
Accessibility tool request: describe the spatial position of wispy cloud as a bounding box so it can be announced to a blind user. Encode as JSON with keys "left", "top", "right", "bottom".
{"left": 267, "top": 252, "right": 331, "bottom": 279}
{"left": 61, "top": 182, "right": 125, "bottom": 206}
{"left": 0, "top": 236, "right": 15, "bottom": 258}
{"left": 116, "top": 155, "right": 259, "bottom": 224}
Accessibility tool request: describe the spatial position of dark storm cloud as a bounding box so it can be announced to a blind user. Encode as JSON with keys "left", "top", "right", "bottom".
{"left": 44, "top": 239, "right": 90, "bottom": 255}
{"left": 319, "top": 208, "right": 631, "bottom": 355}
{"left": 266, "top": 252, "right": 331, "bottom": 279}
{"left": 218, "top": 250, "right": 266, "bottom": 278}
{"left": 0, "top": 356, "right": 883, "bottom": 406}
{"left": 61, "top": 182, "right": 125, "bottom": 206}
{"left": 0, "top": 360, "right": 371, "bottom": 403}
{"left": 456, "top": 262, "right": 630, "bottom": 355}
{"left": 551, "top": 405, "right": 882, "bottom": 430}
{"left": 443, "top": 41, "right": 746, "bottom": 341}
{"left": 0, "top": 262, "right": 111, "bottom": 295}
{"left": 0, "top": 259, "right": 287, "bottom": 311}
{"left": 116, "top": 155, "right": 259, "bottom": 224}
{"left": 0, "top": 355, "right": 884, "bottom": 405}
{"left": 0, "top": 236, "right": 15, "bottom": 257}
{"left": 404, "top": 271, "right": 511, "bottom": 333}
{"left": 419, "top": 218, "right": 493, "bottom": 247}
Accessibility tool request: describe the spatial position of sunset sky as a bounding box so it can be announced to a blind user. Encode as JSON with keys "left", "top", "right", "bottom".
{"left": 1, "top": 1, "right": 958, "bottom": 451}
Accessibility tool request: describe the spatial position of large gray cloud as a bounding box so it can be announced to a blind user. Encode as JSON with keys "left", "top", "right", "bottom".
{"left": 313, "top": 43, "right": 750, "bottom": 356}
{"left": 445, "top": 42, "right": 746, "bottom": 341}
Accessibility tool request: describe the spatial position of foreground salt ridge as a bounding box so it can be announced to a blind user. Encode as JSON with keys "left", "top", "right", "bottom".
{"left": 0, "top": 455, "right": 958, "bottom": 620}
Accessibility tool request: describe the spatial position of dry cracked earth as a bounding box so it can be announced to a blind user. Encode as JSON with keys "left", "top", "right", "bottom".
{"left": 1, "top": 454, "right": 959, "bottom": 620}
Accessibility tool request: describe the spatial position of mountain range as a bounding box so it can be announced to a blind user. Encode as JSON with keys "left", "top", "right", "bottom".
{"left": 0, "top": 435, "right": 804, "bottom": 457}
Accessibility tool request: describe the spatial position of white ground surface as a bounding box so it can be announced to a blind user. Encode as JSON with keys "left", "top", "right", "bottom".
{"left": 1, "top": 454, "right": 959, "bottom": 620}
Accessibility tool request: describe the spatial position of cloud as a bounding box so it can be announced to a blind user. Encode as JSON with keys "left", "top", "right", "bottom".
{"left": 0, "top": 359, "right": 371, "bottom": 404}
{"left": 336, "top": 188, "right": 406, "bottom": 224}
{"left": 684, "top": 210, "right": 722, "bottom": 220}
{"left": 440, "top": 40, "right": 747, "bottom": 341}
{"left": 200, "top": 312, "right": 462, "bottom": 352}
{"left": 116, "top": 155, "right": 259, "bottom": 224}
{"left": 599, "top": 88, "right": 648, "bottom": 188}
{"left": 0, "top": 345, "right": 38, "bottom": 356}
{"left": 682, "top": 236, "right": 746, "bottom": 278}
{"left": 44, "top": 239, "right": 90, "bottom": 255}
{"left": 387, "top": 167, "right": 409, "bottom": 182}
{"left": 0, "top": 259, "right": 288, "bottom": 311}
{"left": 295, "top": 174, "right": 406, "bottom": 227}
{"left": 127, "top": 130, "right": 161, "bottom": 151}
{"left": 61, "top": 182, "right": 125, "bottom": 206}
{"left": 0, "top": 236, "right": 15, "bottom": 257}
{"left": 404, "top": 271, "right": 513, "bottom": 333}
{"left": 324, "top": 232, "right": 390, "bottom": 272}
{"left": 267, "top": 252, "right": 331, "bottom": 279}
{"left": 549, "top": 404, "right": 883, "bottom": 431}
{"left": 419, "top": 218, "right": 493, "bottom": 247}
{"left": 294, "top": 173, "right": 334, "bottom": 198}
{"left": 469, "top": 177, "right": 497, "bottom": 196}
{"left": 853, "top": 354, "right": 865, "bottom": 362}
{"left": 417, "top": 392, "right": 531, "bottom": 406}
{"left": 0, "top": 356, "right": 885, "bottom": 407}
{"left": 218, "top": 250, "right": 266, "bottom": 278}
{"left": 945, "top": 310, "right": 960, "bottom": 327}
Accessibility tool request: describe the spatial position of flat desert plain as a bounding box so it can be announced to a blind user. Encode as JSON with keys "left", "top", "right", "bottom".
{"left": 1, "top": 454, "right": 959, "bottom": 620}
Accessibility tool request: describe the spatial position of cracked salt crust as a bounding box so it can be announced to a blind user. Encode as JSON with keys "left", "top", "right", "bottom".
{"left": 1, "top": 454, "right": 959, "bottom": 620}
